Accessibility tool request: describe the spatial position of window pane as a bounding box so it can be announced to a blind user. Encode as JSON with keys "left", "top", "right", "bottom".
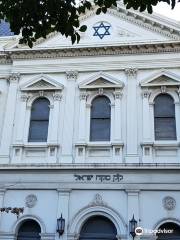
{"left": 91, "top": 97, "right": 111, "bottom": 118}
{"left": 31, "top": 98, "right": 50, "bottom": 120}
{"left": 29, "top": 121, "right": 49, "bottom": 142}
{"left": 90, "top": 119, "right": 110, "bottom": 141}
{"left": 154, "top": 94, "right": 175, "bottom": 117}
{"left": 155, "top": 118, "right": 176, "bottom": 140}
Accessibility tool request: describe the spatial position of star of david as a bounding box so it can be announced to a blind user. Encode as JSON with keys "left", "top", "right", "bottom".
{"left": 93, "top": 22, "right": 111, "bottom": 39}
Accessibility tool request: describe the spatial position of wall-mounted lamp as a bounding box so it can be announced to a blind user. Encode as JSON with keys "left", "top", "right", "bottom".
{"left": 57, "top": 214, "right": 65, "bottom": 237}
{"left": 129, "top": 214, "right": 137, "bottom": 240}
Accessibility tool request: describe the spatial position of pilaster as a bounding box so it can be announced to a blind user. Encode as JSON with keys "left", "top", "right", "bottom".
{"left": 15, "top": 93, "right": 30, "bottom": 143}
{"left": 48, "top": 92, "right": 62, "bottom": 144}
{"left": 78, "top": 91, "right": 88, "bottom": 142}
{"left": 0, "top": 73, "right": 20, "bottom": 163}
{"left": 61, "top": 71, "right": 78, "bottom": 163}
{"left": 113, "top": 90, "right": 123, "bottom": 142}
{"left": 174, "top": 90, "right": 180, "bottom": 141}
{"left": 0, "top": 189, "right": 6, "bottom": 231}
{"left": 55, "top": 189, "right": 71, "bottom": 240}
{"left": 126, "top": 190, "right": 140, "bottom": 240}
{"left": 125, "top": 68, "right": 139, "bottom": 163}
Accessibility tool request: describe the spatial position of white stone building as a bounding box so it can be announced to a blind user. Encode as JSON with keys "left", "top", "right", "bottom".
{"left": 0, "top": 3, "right": 180, "bottom": 240}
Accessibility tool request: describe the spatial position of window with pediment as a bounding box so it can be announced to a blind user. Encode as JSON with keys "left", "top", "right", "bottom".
{"left": 154, "top": 94, "right": 176, "bottom": 140}
{"left": 90, "top": 96, "right": 111, "bottom": 141}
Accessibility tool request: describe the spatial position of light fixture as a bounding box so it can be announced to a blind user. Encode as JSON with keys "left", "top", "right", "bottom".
{"left": 129, "top": 214, "right": 137, "bottom": 239}
{"left": 57, "top": 214, "right": 65, "bottom": 237}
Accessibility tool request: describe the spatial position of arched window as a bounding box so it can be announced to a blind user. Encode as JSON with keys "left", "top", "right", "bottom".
{"left": 28, "top": 98, "right": 50, "bottom": 142}
{"left": 154, "top": 94, "right": 176, "bottom": 140}
{"left": 80, "top": 216, "right": 117, "bottom": 240}
{"left": 17, "top": 220, "right": 41, "bottom": 240}
{"left": 90, "top": 96, "right": 111, "bottom": 141}
{"left": 157, "top": 222, "right": 180, "bottom": 239}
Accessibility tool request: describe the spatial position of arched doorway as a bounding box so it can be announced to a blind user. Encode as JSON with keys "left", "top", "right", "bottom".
{"left": 80, "top": 216, "right": 117, "bottom": 240}
{"left": 17, "top": 219, "right": 41, "bottom": 240}
{"left": 157, "top": 222, "right": 180, "bottom": 240}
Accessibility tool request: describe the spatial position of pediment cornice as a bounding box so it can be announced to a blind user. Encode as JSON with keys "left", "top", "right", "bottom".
{"left": 1, "top": 41, "right": 180, "bottom": 61}
{"left": 20, "top": 74, "right": 64, "bottom": 91}
{"left": 19, "top": 4, "right": 180, "bottom": 48}
{"left": 140, "top": 70, "right": 180, "bottom": 88}
{"left": 79, "top": 71, "right": 124, "bottom": 89}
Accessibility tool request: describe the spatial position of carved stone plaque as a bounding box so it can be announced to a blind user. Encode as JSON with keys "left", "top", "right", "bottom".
{"left": 25, "top": 194, "right": 37, "bottom": 208}
{"left": 163, "top": 196, "right": 176, "bottom": 211}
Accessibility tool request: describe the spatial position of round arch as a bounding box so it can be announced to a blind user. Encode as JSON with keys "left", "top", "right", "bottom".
{"left": 68, "top": 206, "right": 127, "bottom": 236}
{"left": 149, "top": 90, "right": 179, "bottom": 105}
{"left": 27, "top": 94, "right": 54, "bottom": 109}
{"left": 79, "top": 215, "right": 117, "bottom": 240}
{"left": 155, "top": 220, "right": 180, "bottom": 240}
{"left": 154, "top": 218, "right": 180, "bottom": 231}
{"left": 87, "top": 92, "right": 114, "bottom": 106}
{"left": 12, "top": 214, "right": 46, "bottom": 235}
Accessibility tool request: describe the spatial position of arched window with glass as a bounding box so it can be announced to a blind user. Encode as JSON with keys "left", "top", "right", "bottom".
{"left": 28, "top": 98, "right": 50, "bottom": 142}
{"left": 90, "top": 96, "right": 111, "bottom": 141}
{"left": 17, "top": 219, "right": 41, "bottom": 240}
{"left": 154, "top": 94, "right": 176, "bottom": 140}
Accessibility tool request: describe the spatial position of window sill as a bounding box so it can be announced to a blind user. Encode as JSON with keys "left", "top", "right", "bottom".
{"left": 153, "top": 141, "right": 180, "bottom": 148}
{"left": 75, "top": 141, "right": 124, "bottom": 148}
{"left": 13, "top": 142, "right": 59, "bottom": 148}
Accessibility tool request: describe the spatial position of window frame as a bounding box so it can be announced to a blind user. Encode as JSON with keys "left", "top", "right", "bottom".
{"left": 28, "top": 97, "right": 50, "bottom": 142}
{"left": 89, "top": 95, "right": 111, "bottom": 142}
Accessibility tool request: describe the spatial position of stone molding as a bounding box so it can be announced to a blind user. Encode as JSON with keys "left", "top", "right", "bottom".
{"left": 1, "top": 42, "right": 180, "bottom": 61}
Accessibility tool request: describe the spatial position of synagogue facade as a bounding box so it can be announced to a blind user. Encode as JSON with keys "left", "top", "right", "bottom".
{"left": 0, "top": 3, "right": 180, "bottom": 240}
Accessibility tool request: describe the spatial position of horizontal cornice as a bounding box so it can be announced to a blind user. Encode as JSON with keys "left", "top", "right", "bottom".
{"left": 0, "top": 42, "right": 179, "bottom": 62}
{"left": 0, "top": 163, "right": 180, "bottom": 170}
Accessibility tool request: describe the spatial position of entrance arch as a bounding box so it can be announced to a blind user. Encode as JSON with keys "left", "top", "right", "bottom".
{"left": 79, "top": 215, "right": 117, "bottom": 240}
{"left": 17, "top": 219, "right": 41, "bottom": 240}
{"left": 157, "top": 222, "right": 180, "bottom": 240}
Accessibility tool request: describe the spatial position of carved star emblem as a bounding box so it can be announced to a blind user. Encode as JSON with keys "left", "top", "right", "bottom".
{"left": 93, "top": 22, "right": 111, "bottom": 39}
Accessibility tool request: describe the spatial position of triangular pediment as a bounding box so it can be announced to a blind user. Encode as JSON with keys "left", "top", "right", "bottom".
{"left": 79, "top": 72, "right": 124, "bottom": 89}
{"left": 21, "top": 74, "right": 64, "bottom": 91}
{"left": 9, "top": 2, "right": 180, "bottom": 50}
{"left": 140, "top": 70, "right": 180, "bottom": 87}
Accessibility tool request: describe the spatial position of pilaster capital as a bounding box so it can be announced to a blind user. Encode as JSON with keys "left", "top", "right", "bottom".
{"left": 53, "top": 93, "right": 62, "bottom": 101}
{"left": 8, "top": 73, "right": 20, "bottom": 83}
{"left": 79, "top": 91, "right": 88, "bottom": 100}
{"left": 66, "top": 71, "right": 78, "bottom": 81}
{"left": 0, "top": 188, "right": 6, "bottom": 195}
{"left": 125, "top": 68, "right": 138, "bottom": 77}
{"left": 125, "top": 189, "right": 140, "bottom": 195}
{"left": 114, "top": 90, "right": 123, "bottom": 99}
{"left": 20, "top": 93, "right": 30, "bottom": 102}
{"left": 177, "top": 87, "right": 180, "bottom": 97}
{"left": 141, "top": 89, "right": 151, "bottom": 99}
{"left": 56, "top": 188, "right": 72, "bottom": 194}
